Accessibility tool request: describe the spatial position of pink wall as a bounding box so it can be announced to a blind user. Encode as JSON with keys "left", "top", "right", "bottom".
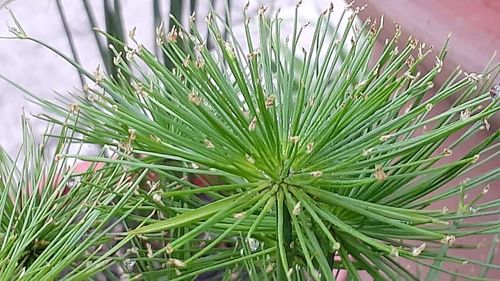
{"left": 357, "top": 1, "right": 499, "bottom": 279}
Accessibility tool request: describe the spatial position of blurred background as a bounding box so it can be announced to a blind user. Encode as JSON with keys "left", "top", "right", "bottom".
{"left": 0, "top": 0, "right": 498, "bottom": 280}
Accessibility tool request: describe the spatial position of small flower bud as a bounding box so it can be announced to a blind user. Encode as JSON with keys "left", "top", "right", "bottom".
{"left": 482, "top": 185, "right": 489, "bottom": 194}
{"left": 310, "top": 171, "right": 323, "bottom": 177}
{"left": 113, "top": 52, "right": 123, "bottom": 66}
{"left": 289, "top": 136, "right": 300, "bottom": 144}
{"left": 69, "top": 103, "right": 80, "bottom": 113}
{"left": 404, "top": 71, "right": 415, "bottom": 80}
{"left": 165, "top": 243, "right": 174, "bottom": 255}
{"left": 132, "top": 81, "right": 147, "bottom": 96}
{"left": 390, "top": 245, "right": 399, "bottom": 257}
{"left": 471, "top": 154, "right": 480, "bottom": 164}
{"left": 292, "top": 201, "right": 301, "bottom": 216}
{"left": 258, "top": 4, "right": 268, "bottom": 16}
{"left": 460, "top": 108, "right": 471, "bottom": 120}
{"left": 166, "top": 27, "right": 178, "bottom": 42}
{"left": 248, "top": 117, "right": 257, "bottom": 131}
{"left": 128, "top": 128, "right": 136, "bottom": 141}
{"left": 362, "top": 148, "right": 373, "bottom": 156}
{"left": 482, "top": 119, "right": 490, "bottom": 131}
{"left": 380, "top": 133, "right": 394, "bottom": 142}
{"left": 126, "top": 47, "right": 136, "bottom": 61}
{"left": 150, "top": 135, "right": 161, "bottom": 143}
{"left": 489, "top": 84, "right": 499, "bottom": 100}
{"left": 233, "top": 212, "right": 246, "bottom": 220}
{"left": 205, "top": 11, "right": 213, "bottom": 24}
{"left": 441, "top": 235, "right": 456, "bottom": 246}
{"left": 152, "top": 193, "right": 162, "bottom": 202}
{"left": 443, "top": 148, "right": 453, "bottom": 156}
{"left": 465, "top": 72, "right": 483, "bottom": 82}
{"left": 195, "top": 59, "right": 205, "bottom": 69}
{"left": 183, "top": 56, "right": 191, "bottom": 68}
{"left": 434, "top": 56, "right": 443, "bottom": 71}
{"left": 374, "top": 164, "right": 387, "bottom": 181}
{"left": 204, "top": 139, "right": 215, "bottom": 149}
{"left": 224, "top": 42, "right": 235, "bottom": 58}
{"left": 411, "top": 243, "right": 426, "bottom": 256}
{"left": 128, "top": 27, "right": 137, "bottom": 40}
{"left": 146, "top": 243, "right": 153, "bottom": 257}
{"left": 128, "top": 247, "right": 139, "bottom": 255}
{"left": 188, "top": 11, "right": 196, "bottom": 24}
{"left": 188, "top": 91, "right": 202, "bottom": 105}
{"left": 93, "top": 65, "right": 103, "bottom": 85}
{"left": 246, "top": 154, "right": 255, "bottom": 164}
{"left": 306, "top": 142, "right": 314, "bottom": 154}
{"left": 167, "top": 258, "right": 186, "bottom": 268}
{"left": 266, "top": 263, "right": 274, "bottom": 273}
{"left": 308, "top": 96, "right": 316, "bottom": 107}
{"left": 265, "top": 95, "right": 276, "bottom": 109}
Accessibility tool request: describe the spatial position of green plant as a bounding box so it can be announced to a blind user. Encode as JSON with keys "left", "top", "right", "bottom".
{"left": 56, "top": 0, "right": 230, "bottom": 86}
{"left": 0, "top": 117, "right": 150, "bottom": 280}
{"left": 2, "top": 2, "right": 499, "bottom": 280}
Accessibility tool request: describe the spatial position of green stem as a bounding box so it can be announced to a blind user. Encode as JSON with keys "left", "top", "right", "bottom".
{"left": 284, "top": 208, "right": 293, "bottom": 278}
{"left": 277, "top": 185, "right": 293, "bottom": 280}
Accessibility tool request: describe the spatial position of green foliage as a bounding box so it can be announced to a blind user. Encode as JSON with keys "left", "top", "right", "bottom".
{"left": 2, "top": 2, "right": 499, "bottom": 280}
{"left": 0, "top": 117, "right": 147, "bottom": 280}
{"left": 58, "top": 0, "right": 209, "bottom": 84}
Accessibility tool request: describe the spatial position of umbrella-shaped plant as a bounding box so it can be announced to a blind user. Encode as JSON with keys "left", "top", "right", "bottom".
{"left": 2, "top": 2, "right": 499, "bottom": 280}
